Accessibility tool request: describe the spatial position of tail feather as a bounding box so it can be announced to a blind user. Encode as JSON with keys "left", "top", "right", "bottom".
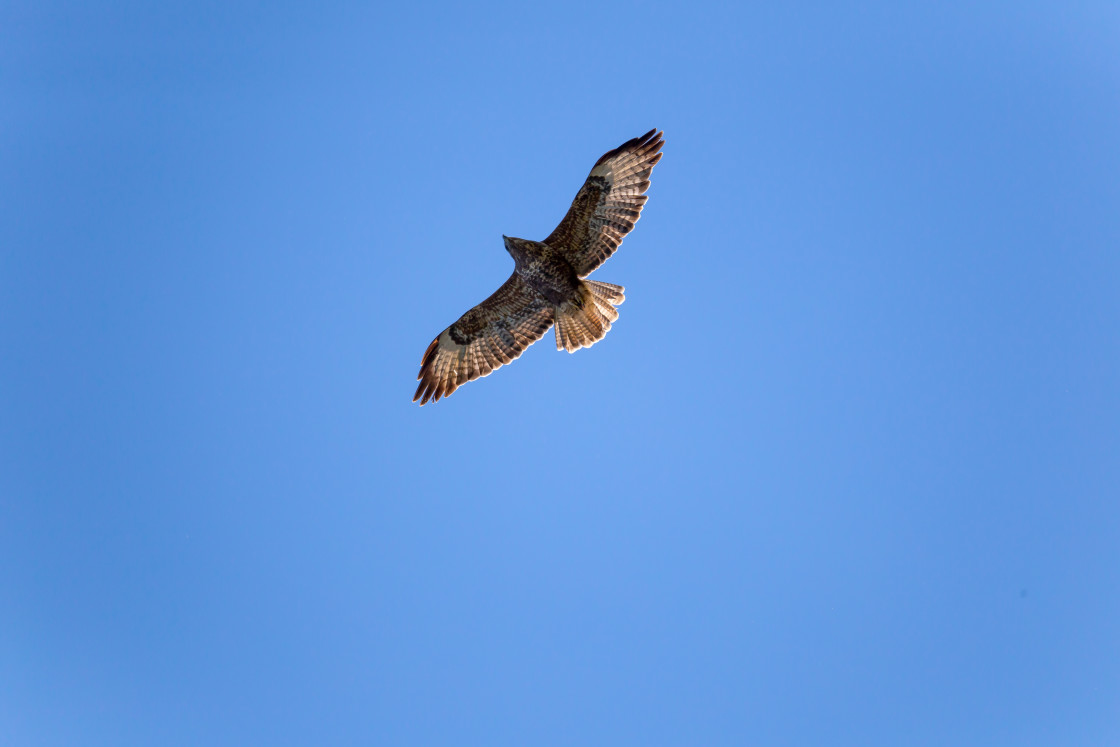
{"left": 554, "top": 280, "right": 626, "bottom": 352}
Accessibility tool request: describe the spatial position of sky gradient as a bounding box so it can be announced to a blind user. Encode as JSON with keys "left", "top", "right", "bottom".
{"left": 2, "top": 2, "right": 1119, "bottom": 744}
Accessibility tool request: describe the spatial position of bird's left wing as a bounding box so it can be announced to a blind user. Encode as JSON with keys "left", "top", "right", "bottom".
{"left": 414, "top": 272, "right": 554, "bottom": 405}
{"left": 544, "top": 129, "right": 664, "bottom": 277}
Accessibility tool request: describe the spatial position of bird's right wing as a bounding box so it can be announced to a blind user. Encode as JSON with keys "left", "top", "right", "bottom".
{"left": 414, "top": 272, "right": 554, "bottom": 405}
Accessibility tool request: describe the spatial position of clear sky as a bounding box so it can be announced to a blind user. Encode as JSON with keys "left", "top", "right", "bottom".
{"left": 2, "top": 2, "right": 1118, "bottom": 745}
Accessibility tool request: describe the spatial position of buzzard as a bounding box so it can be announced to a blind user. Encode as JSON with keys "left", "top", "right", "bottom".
{"left": 414, "top": 129, "right": 664, "bottom": 405}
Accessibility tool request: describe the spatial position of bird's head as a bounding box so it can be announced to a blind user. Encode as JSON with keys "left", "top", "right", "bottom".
{"left": 502, "top": 234, "right": 522, "bottom": 260}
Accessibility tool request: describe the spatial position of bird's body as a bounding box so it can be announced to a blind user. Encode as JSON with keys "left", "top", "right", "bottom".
{"left": 502, "top": 236, "right": 579, "bottom": 306}
{"left": 414, "top": 129, "right": 664, "bottom": 405}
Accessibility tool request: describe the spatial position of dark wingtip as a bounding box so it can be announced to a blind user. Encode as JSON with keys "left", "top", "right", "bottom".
{"left": 414, "top": 336, "right": 440, "bottom": 404}
{"left": 420, "top": 337, "right": 439, "bottom": 369}
{"left": 594, "top": 129, "right": 665, "bottom": 167}
{"left": 636, "top": 128, "right": 661, "bottom": 147}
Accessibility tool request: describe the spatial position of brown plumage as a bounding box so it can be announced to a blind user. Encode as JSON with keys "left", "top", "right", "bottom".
{"left": 414, "top": 129, "right": 664, "bottom": 405}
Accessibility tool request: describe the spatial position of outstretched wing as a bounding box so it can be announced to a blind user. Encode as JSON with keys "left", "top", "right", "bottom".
{"left": 414, "top": 272, "right": 554, "bottom": 405}
{"left": 544, "top": 129, "right": 664, "bottom": 277}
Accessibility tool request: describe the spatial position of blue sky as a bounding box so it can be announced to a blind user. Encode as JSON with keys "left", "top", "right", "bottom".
{"left": 2, "top": 1, "right": 1118, "bottom": 744}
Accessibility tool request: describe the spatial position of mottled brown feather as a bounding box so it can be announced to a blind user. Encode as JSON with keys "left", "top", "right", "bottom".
{"left": 545, "top": 129, "right": 664, "bottom": 277}
{"left": 414, "top": 272, "right": 554, "bottom": 405}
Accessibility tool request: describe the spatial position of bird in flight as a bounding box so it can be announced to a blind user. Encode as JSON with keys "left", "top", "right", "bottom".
{"left": 414, "top": 129, "right": 665, "bottom": 405}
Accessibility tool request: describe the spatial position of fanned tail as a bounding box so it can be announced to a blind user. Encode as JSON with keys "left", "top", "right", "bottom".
{"left": 554, "top": 280, "right": 626, "bottom": 352}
